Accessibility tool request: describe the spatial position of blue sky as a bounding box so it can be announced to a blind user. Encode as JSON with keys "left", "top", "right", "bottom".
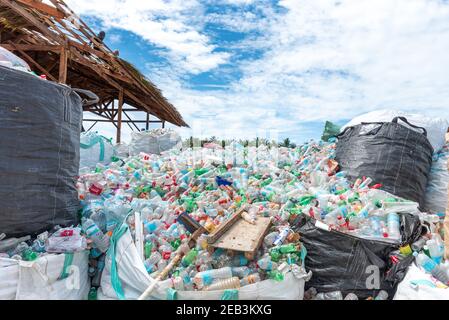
{"left": 66, "top": 0, "right": 449, "bottom": 144}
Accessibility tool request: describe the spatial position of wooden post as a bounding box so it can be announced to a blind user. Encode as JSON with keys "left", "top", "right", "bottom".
{"left": 116, "top": 88, "right": 124, "bottom": 143}
{"left": 146, "top": 112, "right": 150, "bottom": 131}
{"left": 162, "top": 121, "right": 166, "bottom": 129}
{"left": 59, "top": 45, "right": 68, "bottom": 84}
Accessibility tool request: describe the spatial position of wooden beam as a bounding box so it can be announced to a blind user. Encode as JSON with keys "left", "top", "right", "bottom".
{"left": 58, "top": 45, "right": 68, "bottom": 83}
{"left": 1, "top": 0, "right": 61, "bottom": 43}
{"left": 7, "top": 42, "right": 57, "bottom": 82}
{"left": 0, "top": 44, "right": 62, "bottom": 52}
{"left": 84, "top": 119, "right": 163, "bottom": 124}
{"left": 116, "top": 88, "right": 124, "bottom": 143}
{"left": 16, "top": 0, "right": 66, "bottom": 19}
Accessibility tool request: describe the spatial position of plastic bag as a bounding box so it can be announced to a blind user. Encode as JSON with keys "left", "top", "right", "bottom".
{"left": 0, "top": 47, "right": 31, "bottom": 73}
{"left": 292, "top": 213, "right": 422, "bottom": 299}
{"left": 342, "top": 109, "right": 448, "bottom": 152}
{"left": 321, "top": 121, "right": 341, "bottom": 142}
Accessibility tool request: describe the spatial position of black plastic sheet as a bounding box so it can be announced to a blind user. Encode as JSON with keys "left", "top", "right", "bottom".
{"left": 335, "top": 117, "right": 433, "bottom": 208}
{"left": 0, "top": 66, "right": 83, "bottom": 237}
{"left": 292, "top": 213, "right": 422, "bottom": 299}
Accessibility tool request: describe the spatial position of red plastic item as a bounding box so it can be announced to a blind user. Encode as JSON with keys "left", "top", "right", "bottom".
{"left": 89, "top": 183, "right": 103, "bottom": 195}
{"left": 60, "top": 230, "right": 74, "bottom": 237}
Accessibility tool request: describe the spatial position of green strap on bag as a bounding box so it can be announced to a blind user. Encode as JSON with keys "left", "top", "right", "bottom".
{"left": 80, "top": 135, "right": 106, "bottom": 161}
{"left": 221, "top": 289, "right": 239, "bottom": 300}
{"left": 58, "top": 253, "right": 74, "bottom": 280}
{"left": 109, "top": 222, "right": 130, "bottom": 300}
{"left": 167, "top": 288, "right": 178, "bottom": 300}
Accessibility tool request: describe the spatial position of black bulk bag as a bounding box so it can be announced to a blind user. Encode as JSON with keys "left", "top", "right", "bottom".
{"left": 0, "top": 66, "right": 97, "bottom": 237}
{"left": 292, "top": 213, "right": 422, "bottom": 299}
{"left": 335, "top": 117, "right": 433, "bottom": 208}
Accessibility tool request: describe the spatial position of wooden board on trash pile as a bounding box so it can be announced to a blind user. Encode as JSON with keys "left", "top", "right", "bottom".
{"left": 210, "top": 217, "right": 272, "bottom": 258}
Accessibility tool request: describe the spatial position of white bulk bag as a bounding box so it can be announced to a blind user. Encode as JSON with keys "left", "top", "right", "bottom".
{"left": 80, "top": 132, "right": 115, "bottom": 169}
{"left": 0, "top": 251, "right": 90, "bottom": 300}
{"left": 129, "top": 129, "right": 182, "bottom": 156}
{"left": 98, "top": 226, "right": 310, "bottom": 301}
{"left": 394, "top": 263, "right": 449, "bottom": 300}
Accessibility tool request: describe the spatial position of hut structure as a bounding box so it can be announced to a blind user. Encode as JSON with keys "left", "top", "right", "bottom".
{"left": 0, "top": 0, "right": 188, "bottom": 142}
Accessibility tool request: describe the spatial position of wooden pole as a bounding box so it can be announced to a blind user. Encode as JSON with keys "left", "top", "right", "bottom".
{"left": 59, "top": 45, "right": 68, "bottom": 84}
{"left": 146, "top": 113, "right": 150, "bottom": 131}
{"left": 116, "top": 88, "right": 124, "bottom": 143}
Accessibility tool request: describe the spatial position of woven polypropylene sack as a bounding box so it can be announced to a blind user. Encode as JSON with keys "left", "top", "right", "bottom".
{"left": 0, "top": 66, "right": 82, "bottom": 237}
{"left": 336, "top": 117, "right": 433, "bottom": 208}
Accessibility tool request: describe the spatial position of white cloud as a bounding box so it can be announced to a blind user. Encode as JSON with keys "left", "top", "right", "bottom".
{"left": 70, "top": 0, "right": 449, "bottom": 143}
{"left": 65, "top": 0, "right": 229, "bottom": 74}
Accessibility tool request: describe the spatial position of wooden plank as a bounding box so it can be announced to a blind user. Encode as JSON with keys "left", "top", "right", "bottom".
{"left": 210, "top": 217, "right": 272, "bottom": 259}
{"left": 58, "top": 45, "right": 67, "bottom": 83}
{"left": 16, "top": 0, "right": 65, "bottom": 19}
{"left": 206, "top": 206, "right": 248, "bottom": 244}
{"left": 0, "top": 44, "right": 62, "bottom": 52}
{"left": 116, "top": 88, "right": 124, "bottom": 143}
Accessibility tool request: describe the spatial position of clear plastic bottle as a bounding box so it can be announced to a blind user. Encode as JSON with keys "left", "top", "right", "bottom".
{"left": 82, "top": 218, "right": 110, "bottom": 253}
{"left": 374, "top": 290, "right": 388, "bottom": 300}
{"left": 387, "top": 212, "right": 401, "bottom": 240}
{"left": 240, "top": 273, "right": 261, "bottom": 286}
{"left": 194, "top": 267, "right": 233, "bottom": 287}
{"left": 314, "top": 291, "right": 343, "bottom": 300}
{"left": 232, "top": 266, "right": 252, "bottom": 278}
{"left": 344, "top": 293, "right": 359, "bottom": 300}
{"left": 205, "top": 277, "right": 240, "bottom": 291}
{"left": 414, "top": 252, "right": 449, "bottom": 284}
{"left": 257, "top": 255, "right": 278, "bottom": 271}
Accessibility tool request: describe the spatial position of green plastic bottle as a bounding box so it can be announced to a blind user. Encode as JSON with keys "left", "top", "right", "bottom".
{"left": 144, "top": 242, "right": 153, "bottom": 259}
{"left": 279, "top": 244, "right": 300, "bottom": 254}
{"left": 270, "top": 249, "right": 282, "bottom": 263}
{"left": 22, "top": 249, "right": 38, "bottom": 261}
{"left": 181, "top": 248, "right": 198, "bottom": 267}
{"left": 88, "top": 287, "right": 98, "bottom": 301}
{"left": 267, "top": 271, "right": 285, "bottom": 282}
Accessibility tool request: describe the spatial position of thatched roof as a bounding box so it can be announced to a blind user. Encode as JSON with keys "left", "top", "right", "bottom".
{"left": 0, "top": 0, "right": 188, "bottom": 127}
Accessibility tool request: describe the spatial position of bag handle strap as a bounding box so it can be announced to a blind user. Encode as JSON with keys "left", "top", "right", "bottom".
{"left": 72, "top": 88, "right": 99, "bottom": 107}
{"left": 392, "top": 117, "right": 427, "bottom": 137}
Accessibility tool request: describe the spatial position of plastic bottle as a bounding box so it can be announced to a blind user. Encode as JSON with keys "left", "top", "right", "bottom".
{"left": 82, "top": 218, "right": 110, "bottom": 253}
{"left": 257, "top": 256, "right": 278, "bottom": 271}
{"left": 232, "top": 266, "right": 252, "bottom": 278}
{"left": 144, "top": 251, "right": 162, "bottom": 273}
{"left": 181, "top": 248, "right": 198, "bottom": 267}
{"left": 240, "top": 273, "right": 261, "bottom": 286}
{"left": 0, "top": 236, "right": 31, "bottom": 253}
{"left": 193, "top": 267, "right": 233, "bottom": 287}
{"left": 374, "top": 290, "right": 388, "bottom": 300}
{"left": 205, "top": 277, "right": 240, "bottom": 291}
{"left": 387, "top": 212, "right": 401, "bottom": 240}
{"left": 427, "top": 235, "right": 444, "bottom": 264}
{"left": 414, "top": 252, "right": 449, "bottom": 284}
{"left": 273, "top": 228, "right": 290, "bottom": 246}
{"left": 344, "top": 293, "right": 359, "bottom": 300}
{"left": 314, "top": 291, "right": 343, "bottom": 300}
{"left": 264, "top": 232, "right": 279, "bottom": 247}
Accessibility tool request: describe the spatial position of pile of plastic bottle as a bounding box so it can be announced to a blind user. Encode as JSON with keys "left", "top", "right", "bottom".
{"left": 75, "top": 139, "right": 422, "bottom": 296}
